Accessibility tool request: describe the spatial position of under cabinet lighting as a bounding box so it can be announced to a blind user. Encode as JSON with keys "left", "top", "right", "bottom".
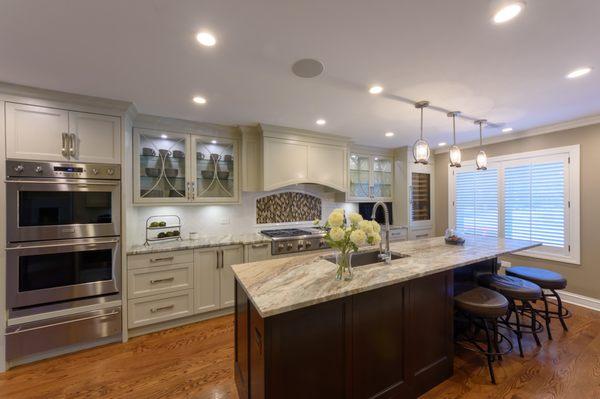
{"left": 316, "top": 119, "right": 326, "bottom": 125}
{"left": 493, "top": 1, "right": 525, "bottom": 24}
{"left": 385, "top": 132, "right": 395, "bottom": 137}
{"left": 193, "top": 96, "right": 207, "bottom": 104}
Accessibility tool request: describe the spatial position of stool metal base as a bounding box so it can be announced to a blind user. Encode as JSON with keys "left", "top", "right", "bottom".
{"left": 500, "top": 299, "right": 542, "bottom": 357}
{"left": 541, "top": 289, "right": 571, "bottom": 339}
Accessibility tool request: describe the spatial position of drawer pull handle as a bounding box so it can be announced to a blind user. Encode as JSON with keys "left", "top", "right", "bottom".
{"left": 252, "top": 243, "right": 269, "bottom": 248}
{"left": 150, "top": 256, "right": 174, "bottom": 263}
{"left": 415, "top": 234, "right": 428, "bottom": 238}
{"left": 150, "top": 304, "right": 174, "bottom": 313}
{"left": 150, "top": 277, "right": 175, "bottom": 284}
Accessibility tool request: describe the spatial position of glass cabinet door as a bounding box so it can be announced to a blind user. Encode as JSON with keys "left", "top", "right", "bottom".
{"left": 411, "top": 172, "right": 431, "bottom": 223}
{"left": 135, "top": 129, "right": 189, "bottom": 202}
{"left": 349, "top": 154, "right": 371, "bottom": 200}
{"left": 372, "top": 157, "right": 393, "bottom": 199}
{"left": 192, "top": 137, "right": 239, "bottom": 202}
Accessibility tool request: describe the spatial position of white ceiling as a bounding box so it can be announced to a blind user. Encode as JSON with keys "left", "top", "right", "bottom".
{"left": 1, "top": 0, "right": 599, "bottom": 148}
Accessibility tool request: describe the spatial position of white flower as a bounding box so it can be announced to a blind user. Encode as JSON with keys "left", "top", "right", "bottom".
{"left": 329, "top": 227, "right": 345, "bottom": 241}
{"left": 371, "top": 221, "right": 381, "bottom": 233}
{"left": 328, "top": 211, "right": 344, "bottom": 227}
{"left": 348, "top": 212, "right": 363, "bottom": 226}
{"left": 369, "top": 232, "right": 381, "bottom": 246}
{"left": 359, "top": 220, "right": 374, "bottom": 234}
{"left": 350, "top": 229, "right": 367, "bottom": 246}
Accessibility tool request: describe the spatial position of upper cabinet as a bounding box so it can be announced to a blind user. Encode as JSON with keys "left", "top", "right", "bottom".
{"left": 133, "top": 128, "right": 239, "bottom": 204}
{"left": 345, "top": 148, "right": 394, "bottom": 202}
{"left": 5, "top": 102, "right": 120, "bottom": 163}
{"left": 246, "top": 124, "right": 349, "bottom": 192}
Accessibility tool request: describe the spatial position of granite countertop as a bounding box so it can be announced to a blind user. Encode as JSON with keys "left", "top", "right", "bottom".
{"left": 127, "top": 233, "right": 270, "bottom": 255}
{"left": 231, "top": 235, "right": 541, "bottom": 318}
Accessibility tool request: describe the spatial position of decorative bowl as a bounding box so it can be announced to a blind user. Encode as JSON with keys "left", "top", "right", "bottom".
{"left": 197, "top": 152, "right": 205, "bottom": 160}
{"left": 224, "top": 155, "right": 233, "bottom": 162}
{"left": 145, "top": 167, "right": 160, "bottom": 177}
{"left": 164, "top": 168, "right": 178, "bottom": 178}
{"left": 201, "top": 170, "right": 214, "bottom": 179}
{"left": 142, "top": 147, "right": 156, "bottom": 156}
{"left": 172, "top": 150, "right": 185, "bottom": 158}
{"left": 210, "top": 153, "right": 220, "bottom": 162}
{"left": 217, "top": 171, "right": 230, "bottom": 180}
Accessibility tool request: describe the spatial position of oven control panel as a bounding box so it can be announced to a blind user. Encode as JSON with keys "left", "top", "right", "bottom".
{"left": 7, "top": 160, "right": 120, "bottom": 180}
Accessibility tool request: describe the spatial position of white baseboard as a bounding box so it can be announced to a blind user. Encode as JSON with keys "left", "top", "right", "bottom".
{"left": 559, "top": 290, "right": 600, "bottom": 312}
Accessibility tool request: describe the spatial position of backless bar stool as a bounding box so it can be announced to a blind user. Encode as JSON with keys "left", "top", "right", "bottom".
{"left": 506, "top": 266, "right": 570, "bottom": 339}
{"left": 477, "top": 274, "right": 543, "bottom": 357}
{"left": 454, "top": 287, "right": 513, "bottom": 384}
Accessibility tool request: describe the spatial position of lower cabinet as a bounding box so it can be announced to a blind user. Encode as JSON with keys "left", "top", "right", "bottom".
{"left": 127, "top": 245, "right": 244, "bottom": 330}
{"left": 235, "top": 270, "right": 454, "bottom": 399}
{"left": 409, "top": 227, "right": 434, "bottom": 240}
{"left": 244, "top": 242, "right": 271, "bottom": 263}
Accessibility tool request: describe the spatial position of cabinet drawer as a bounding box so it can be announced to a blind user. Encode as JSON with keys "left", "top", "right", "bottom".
{"left": 128, "top": 263, "right": 194, "bottom": 299}
{"left": 128, "top": 250, "right": 193, "bottom": 270}
{"left": 408, "top": 228, "right": 433, "bottom": 240}
{"left": 246, "top": 242, "right": 271, "bottom": 263}
{"left": 128, "top": 290, "right": 194, "bottom": 329}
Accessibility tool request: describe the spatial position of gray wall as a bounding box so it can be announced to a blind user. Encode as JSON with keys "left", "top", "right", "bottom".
{"left": 434, "top": 123, "right": 600, "bottom": 299}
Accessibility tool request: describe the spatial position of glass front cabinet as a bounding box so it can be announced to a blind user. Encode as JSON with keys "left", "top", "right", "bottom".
{"left": 348, "top": 152, "right": 393, "bottom": 202}
{"left": 134, "top": 128, "right": 239, "bottom": 204}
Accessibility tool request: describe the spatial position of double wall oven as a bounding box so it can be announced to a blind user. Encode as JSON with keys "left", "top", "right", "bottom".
{"left": 5, "top": 160, "right": 122, "bottom": 361}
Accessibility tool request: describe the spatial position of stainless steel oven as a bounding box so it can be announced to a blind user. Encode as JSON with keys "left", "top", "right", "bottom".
{"left": 6, "top": 237, "right": 121, "bottom": 309}
{"left": 6, "top": 160, "right": 120, "bottom": 242}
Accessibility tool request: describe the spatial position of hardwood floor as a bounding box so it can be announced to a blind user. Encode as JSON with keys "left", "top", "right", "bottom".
{"left": 1, "top": 303, "right": 598, "bottom": 399}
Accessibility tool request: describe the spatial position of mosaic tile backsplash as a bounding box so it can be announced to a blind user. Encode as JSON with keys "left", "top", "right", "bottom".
{"left": 256, "top": 192, "right": 322, "bottom": 224}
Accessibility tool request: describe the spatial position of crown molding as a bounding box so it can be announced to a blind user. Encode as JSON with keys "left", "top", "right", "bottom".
{"left": 434, "top": 113, "right": 600, "bottom": 154}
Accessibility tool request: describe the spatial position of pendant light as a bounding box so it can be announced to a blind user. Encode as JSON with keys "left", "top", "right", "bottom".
{"left": 475, "top": 119, "right": 488, "bottom": 170}
{"left": 412, "top": 101, "right": 431, "bottom": 164}
{"left": 447, "top": 111, "right": 462, "bottom": 167}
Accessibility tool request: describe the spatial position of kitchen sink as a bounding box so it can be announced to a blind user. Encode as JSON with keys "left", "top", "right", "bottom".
{"left": 323, "top": 249, "right": 409, "bottom": 267}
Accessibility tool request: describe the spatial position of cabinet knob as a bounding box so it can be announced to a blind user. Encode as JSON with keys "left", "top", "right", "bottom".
{"left": 34, "top": 166, "right": 43, "bottom": 173}
{"left": 106, "top": 168, "right": 115, "bottom": 175}
{"left": 91, "top": 168, "right": 99, "bottom": 175}
{"left": 14, "top": 165, "right": 24, "bottom": 173}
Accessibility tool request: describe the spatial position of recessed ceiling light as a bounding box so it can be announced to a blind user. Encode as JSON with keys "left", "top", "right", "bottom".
{"left": 566, "top": 67, "right": 592, "bottom": 79}
{"left": 502, "top": 127, "right": 513, "bottom": 133}
{"left": 369, "top": 85, "right": 383, "bottom": 94}
{"left": 160, "top": 134, "right": 168, "bottom": 139}
{"left": 493, "top": 1, "right": 525, "bottom": 24}
{"left": 438, "top": 142, "right": 447, "bottom": 147}
{"left": 385, "top": 132, "right": 395, "bottom": 137}
{"left": 316, "top": 119, "right": 326, "bottom": 125}
{"left": 211, "top": 140, "right": 217, "bottom": 144}
{"left": 196, "top": 31, "right": 216, "bottom": 47}
{"left": 193, "top": 96, "right": 207, "bottom": 104}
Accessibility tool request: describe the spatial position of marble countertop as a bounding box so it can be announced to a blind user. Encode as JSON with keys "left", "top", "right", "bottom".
{"left": 127, "top": 233, "right": 270, "bottom": 255}
{"left": 231, "top": 235, "right": 541, "bottom": 318}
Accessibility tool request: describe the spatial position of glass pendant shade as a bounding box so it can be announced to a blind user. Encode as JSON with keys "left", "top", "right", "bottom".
{"left": 413, "top": 138, "right": 430, "bottom": 164}
{"left": 449, "top": 145, "right": 462, "bottom": 167}
{"left": 476, "top": 150, "right": 488, "bottom": 170}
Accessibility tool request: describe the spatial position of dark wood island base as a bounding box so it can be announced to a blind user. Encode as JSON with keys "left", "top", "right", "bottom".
{"left": 235, "top": 266, "right": 467, "bottom": 399}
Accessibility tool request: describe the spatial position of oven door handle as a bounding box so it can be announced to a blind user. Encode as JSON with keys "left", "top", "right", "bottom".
{"left": 5, "top": 309, "right": 121, "bottom": 335}
{"left": 6, "top": 179, "right": 120, "bottom": 186}
{"left": 6, "top": 238, "right": 120, "bottom": 251}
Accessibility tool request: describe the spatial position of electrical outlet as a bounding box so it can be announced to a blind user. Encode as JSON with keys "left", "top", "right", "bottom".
{"left": 220, "top": 217, "right": 230, "bottom": 225}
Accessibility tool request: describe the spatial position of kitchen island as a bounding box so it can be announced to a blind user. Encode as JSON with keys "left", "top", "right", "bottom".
{"left": 232, "top": 235, "right": 540, "bottom": 399}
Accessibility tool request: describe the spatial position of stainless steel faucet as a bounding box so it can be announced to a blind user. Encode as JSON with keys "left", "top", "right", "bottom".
{"left": 371, "top": 201, "right": 391, "bottom": 264}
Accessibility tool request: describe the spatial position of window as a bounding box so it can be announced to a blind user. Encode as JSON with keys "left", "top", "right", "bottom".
{"left": 449, "top": 145, "right": 580, "bottom": 264}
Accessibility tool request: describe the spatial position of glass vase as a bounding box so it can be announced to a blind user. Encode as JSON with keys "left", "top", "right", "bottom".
{"left": 335, "top": 251, "right": 353, "bottom": 281}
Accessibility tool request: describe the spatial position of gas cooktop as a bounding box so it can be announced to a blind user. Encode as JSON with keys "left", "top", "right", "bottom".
{"left": 260, "top": 228, "right": 328, "bottom": 255}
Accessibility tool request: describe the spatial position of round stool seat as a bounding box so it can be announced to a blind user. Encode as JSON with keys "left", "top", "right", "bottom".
{"left": 478, "top": 274, "right": 542, "bottom": 301}
{"left": 455, "top": 287, "right": 509, "bottom": 319}
{"left": 505, "top": 266, "right": 567, "bottom": 290}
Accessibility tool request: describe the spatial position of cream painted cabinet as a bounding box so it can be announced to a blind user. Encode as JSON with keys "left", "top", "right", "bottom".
{"left": 5, "top": 102, "right": 120, "bottom": 163}
{"left": 263, "top": 137, "right": 308, "bottom": 190}
{"left": 133, "top": 128, "right": 240, "bottom": 204}
{"left": 193, "top": 245, "right": 243, "bottom": 313}
{"left": 5, "top": 103, "right": 69, "bottom": 161}
{"left": 346, "top": 152, "right": 393, "bottom": 202}
{"left": 307, "top": 143, "right": 347, "bottom": 191}
{"left": 193, "top": 248, "right": 220, "bottom": 314}
{"left": 219, "top": 245, "right": 244, "bottom": 308}
{"left": 68, "top": 111, "right": 121, "bottom": 163}
{"left": 244, "top": 242, "right": 271, "bottom": 263}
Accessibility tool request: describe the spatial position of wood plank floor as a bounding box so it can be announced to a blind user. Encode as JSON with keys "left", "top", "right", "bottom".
{"left": 1, "top": 303, "right": 598, "bottom": 399}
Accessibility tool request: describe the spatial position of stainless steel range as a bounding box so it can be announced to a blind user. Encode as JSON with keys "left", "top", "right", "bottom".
{"left": 261, "top": 228, "right": 329, "bottom": 256}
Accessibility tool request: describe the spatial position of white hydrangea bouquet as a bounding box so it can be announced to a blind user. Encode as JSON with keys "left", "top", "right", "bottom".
{"left": 314, "top": 208, "right": 381, "bottom": 281}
